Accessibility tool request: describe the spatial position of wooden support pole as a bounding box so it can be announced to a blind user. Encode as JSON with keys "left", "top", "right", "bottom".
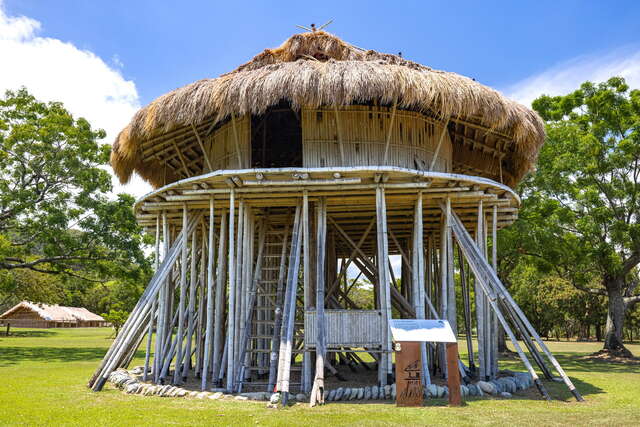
{"left": 439, "top": 210, "right": 448, "bottom": 379}
{"left": 226, "top": 190, "right": 236, "bottom": 391}
{"left": 174, "top": 204, "right": 189, "bottom": 384}
{"left": 267, "top": 223, "right": 290, "bottom": 392}
{"left": 310, "top": 197, "right": 327, "bottom": 407}
{"left": 446, "top": 343, "right": 462, "bottom": 407}
{"left": 459, "top": 245, "right": 475, "bottom": 370}
{"left": 212, "top": 212, "right": 228, "bottom": 384}
{"left": 302, "top": 191, "right": 312, "bottom": 393}
{"left": 234, "top": 200, "right": 245, "bottom": 378}
{"left": 278, "top": 204, "right": 303, "bottom": 406}
{"left": 143, "top": 214, "right": 161, "bottom": 381}
{"left": 182, "top": 228, "right": 199, "bottom": 380}
{"left": 236, "top": 204, "right": 250, "bottom": 383}
{"left": 154, "top": 211, "right": 170, "bottom": 383}
{"left": 475, "top": 199, "right": 487, "bottom": 380}
{"left": 375, "top": 185, "right": 393, "bottom": 385}
{"left": 490, "top": 204, "right": 499, "bottom": 378}
{"left": 446, "top": 198, "right": 457, "bottom": 335}
{"left": 195, "top": 221, "right": 207, "bottom": 378}
{"left": 201, "top": 198, "right": 215, "bottom": 390}
{"left": 412, "top": 191, "right": 430, "bottom": 386}
{"left": 236, "top": 221, "right": 267, "bottom": 392}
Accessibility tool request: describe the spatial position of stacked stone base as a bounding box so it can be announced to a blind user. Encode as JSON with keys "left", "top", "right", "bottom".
{"left": 107, "top": 368, "right": 535, "bottom": 404}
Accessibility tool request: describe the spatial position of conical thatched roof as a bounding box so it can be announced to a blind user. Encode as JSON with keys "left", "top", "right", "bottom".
{"left": 111, "top": 31, "right": 544, "bottom": 188}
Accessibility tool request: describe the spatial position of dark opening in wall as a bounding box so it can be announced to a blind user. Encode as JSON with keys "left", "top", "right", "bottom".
{"left": 251, "top": 103, "right": 302, "bottom": 168}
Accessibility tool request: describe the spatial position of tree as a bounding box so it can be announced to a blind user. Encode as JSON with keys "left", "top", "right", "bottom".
{"left": 510, "top": 77, "right": 640, "bottom": 356}
{"left": 102, "top": 309, "right": 129, "bottom": 337}
{"left": 0, "top": 88, "right": 149, "bottom": 286}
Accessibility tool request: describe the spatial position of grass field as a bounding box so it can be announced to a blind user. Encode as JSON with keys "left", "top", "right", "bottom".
{"left": 0, "top": 328, "right": 639, "bottom": 426}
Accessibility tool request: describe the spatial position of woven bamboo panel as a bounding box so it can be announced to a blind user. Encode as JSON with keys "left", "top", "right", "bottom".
{"left": 205, "top": 116, "right": 251, "bottom": 171}
{"left": 302, "top": 106, "right": 452, "bottom": 171}
{"left": 304, "top": 309, "right": 383, "bottom": 348}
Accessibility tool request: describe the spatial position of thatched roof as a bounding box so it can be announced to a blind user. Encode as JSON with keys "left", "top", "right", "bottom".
{"left": 0, "top": 301, "right": 105, "bottom": 322}
{"left": 111, "top": 31, "right": 544, "bottom": 188}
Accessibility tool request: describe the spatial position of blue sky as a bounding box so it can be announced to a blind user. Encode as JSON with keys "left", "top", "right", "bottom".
{"left": 2, "top": 1, "right": 640, "bottom": 196}
{"left": 6, "top": 1, "right": 640, "bottom": 104}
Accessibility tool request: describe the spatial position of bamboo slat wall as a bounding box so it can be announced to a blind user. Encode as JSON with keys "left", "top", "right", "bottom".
{"left": 304, "top": 309, "right": 384, "bottom": 348}
{"left": 302, "top": 106, "right": 452, "bottom": 172}
{"left": 200, "top": 107, "right": 452, "bottom": 173}
{"left": 205, "top": 116, "right": 251, "bottom": 171}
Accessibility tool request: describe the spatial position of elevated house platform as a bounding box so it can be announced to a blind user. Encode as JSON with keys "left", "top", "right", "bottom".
{"left": 90, "top": 30, "right": 582, "bottom": 405}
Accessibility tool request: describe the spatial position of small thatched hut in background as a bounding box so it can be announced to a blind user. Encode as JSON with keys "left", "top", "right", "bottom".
{"left": 92, "top": 30, "right": 582, "bottom": 404}
{"left": 0, "top": 301, "right": 107, "bottom": 328}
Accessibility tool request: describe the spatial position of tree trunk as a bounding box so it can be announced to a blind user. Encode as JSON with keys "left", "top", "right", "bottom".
{"left": 603, "top": 278, "right": 633, "bottom": 357}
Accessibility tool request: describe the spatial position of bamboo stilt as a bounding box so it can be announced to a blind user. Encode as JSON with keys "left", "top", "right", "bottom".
{"left": 302, "top": 191, "right": 312, "bottom": 393}
{"left": 201, "top": 198, "right": 216, "bottom": 390}
{"left": 182, "top": 229, "right": 199, "bottom": 380}
{"left": 277, "top": 204, "right": 303, "bottom": 406}
{"left": 267, "top": 223, "right": 290, "bottom": 392}
{"left": 375, "top": 185, "right": 392, "bottom": 385}
{"left": 212, "top": 212, "right": 227, "bottom": 385}
{"left": 310, "top": 197, "right": 327, "bottom": 406}
{"left": 226, "top": 191, "right": 236, "bottom": 391}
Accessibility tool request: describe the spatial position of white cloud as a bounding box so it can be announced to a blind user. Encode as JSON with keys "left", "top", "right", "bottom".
{"left": 0, "top": 3, "right": 151, "bottom": 198}
{"left": 505, "top": 47, "right": 640, "bottom": 107}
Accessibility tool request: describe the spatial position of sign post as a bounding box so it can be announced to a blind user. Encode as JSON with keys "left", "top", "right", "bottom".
{"left": 389, "top": 319, "right": 460, "bottom": 407}
{"left": 446, "top": 342, "right": 462, "bottom": 406}
{"left": 394, "top": 341, "right": 424, "bottom": 406}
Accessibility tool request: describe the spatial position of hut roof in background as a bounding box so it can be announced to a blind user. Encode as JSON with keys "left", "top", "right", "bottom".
{"left": 111, "top": 31, "right": 545, "bottom": 188}
{"left": 0, "top": 301, "right": 105, "bottom": 322}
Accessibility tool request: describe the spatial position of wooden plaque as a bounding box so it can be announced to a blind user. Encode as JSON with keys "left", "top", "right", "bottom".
{"left": 446, "top": 342, "right": 462, "bottom": 407}
{"left": 394, "top": 341, "right": 424, "bottom": 407}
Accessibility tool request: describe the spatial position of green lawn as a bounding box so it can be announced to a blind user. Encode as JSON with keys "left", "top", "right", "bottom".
{"left": 0, "top": 328, "right": 639, "bottom": 426}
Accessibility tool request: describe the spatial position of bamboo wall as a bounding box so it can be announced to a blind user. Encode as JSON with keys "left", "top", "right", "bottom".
{"left": 304, "top": 309, "right": 383, "bottom": 348}
{"left": 204, "top": 116, "right": 251, "bottom": 172}
{"left": 302, "top": 106, "right": 452, "bottom": 172}
{"left": 200, "top": 107, "right": 452, "bottom": 172}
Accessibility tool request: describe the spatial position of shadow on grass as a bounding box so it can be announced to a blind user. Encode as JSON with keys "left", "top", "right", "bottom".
{"left": 0, "top": 346, "right": 108, "bottom": 367}
{"left": 547, "top": 352, "right": 640, "bottom": 374}
{"left": 1, "top": 330, "right": 58, "bottom": 338}
{"left": 0, "top": 346, "right": 148, "bottom": 367}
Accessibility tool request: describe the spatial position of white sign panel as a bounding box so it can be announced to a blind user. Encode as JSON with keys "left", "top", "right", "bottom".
{"left": 389, "top": 319, "right": 456, "bottom": 343}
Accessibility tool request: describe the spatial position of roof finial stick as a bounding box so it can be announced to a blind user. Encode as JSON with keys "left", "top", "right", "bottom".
{"left": 317, "top": 20, "right": 333, "bottom": 31}
{"left": 295, "top": 20, "right": 333, "bottom": 33}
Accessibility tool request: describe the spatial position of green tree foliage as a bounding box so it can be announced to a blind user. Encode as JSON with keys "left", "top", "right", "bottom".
{"left": 501, "top": 77, "right": 640, "bottom": 355}
{"left": 0, "top": 88, "right": 150, "bottom": 313}
{"left": 102, "top": 309, "right": 129, "bottom": 336}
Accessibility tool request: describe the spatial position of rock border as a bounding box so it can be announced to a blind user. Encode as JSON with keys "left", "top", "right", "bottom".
{"left": 108, "top": 368, "right": 535, "bottom": 404}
